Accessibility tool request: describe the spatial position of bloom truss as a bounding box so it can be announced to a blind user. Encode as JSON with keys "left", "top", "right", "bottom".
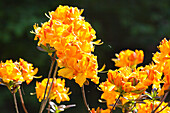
{"left": 33, "top": 5, "right": 102, "bottom": 87}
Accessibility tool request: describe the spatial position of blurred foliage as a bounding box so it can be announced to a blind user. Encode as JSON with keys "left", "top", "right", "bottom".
{"left": 0, "top": 0, "right": 170, "bottom": 113}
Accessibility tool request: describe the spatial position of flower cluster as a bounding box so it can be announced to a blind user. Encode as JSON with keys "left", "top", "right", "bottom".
{"left": 0, "top": 58, "right": 38, "bottom": 85}
{"left": 35, "top": 78, "right": 70, "bottom": 103}
{"left": 152, "top": 38, "right": 170, "bottom": 95}
{"left": 99, "top": 47, "right": 170, "bottom": 112}
{"left": 1, "top": 4, "right": 170, "bottom": 113}
{"left": 33, "top": 5, "right": 101, "bottom": 87}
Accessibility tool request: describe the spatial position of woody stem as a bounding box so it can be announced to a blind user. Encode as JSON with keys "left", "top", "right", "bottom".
{"left": 43, "top": 54, "right": 56, "bottom": 100}
{"left": 111, "top": 94, "right": 121, "bottom": 113}
{"left": 39, "top": 62, "right": 58, "bottom": 113}
{"left": 47, "top": 99, "right": 51, "bottom": 113}
{"left": 18, "top": 88, "right": 28, "bottom": 113}
{"left": 81, "top": 85, "right": 91, "bottom": 113}
{"left": 38, "top": 54, "right": 56, "bottom": 113}
{"left": 13, "top": 93, "right": 19, "bottom": 113}
{"left": 156, "top": 103, "right": 169, "bottom": 113}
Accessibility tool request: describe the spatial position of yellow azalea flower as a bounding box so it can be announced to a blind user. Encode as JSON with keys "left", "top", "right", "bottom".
{"left": 152, "top": 38, "right": 170, "bottom": 72}
{"left": 157, "top": 59, "right": 170, "bottom": 96}
{"left": 33, "top": 5, "right": 101, "bottom": 87}
{"left": 0, "top": 59, "right": 38, "bottom": 85}
{"left": 136, "top": 100, "right": 170, "bottom": 113}
{"left": 58, "top": 53, "right": 99, "bottom": 87}
{"left": 107, "top": 67, "right": 148, "bottom": 94}
{"left": 162, "top": 60, "right": 170, "bottom": 89}
{"left": 0, "top": 60, "right": 24, "bottom": 84}
{"left": 35, "top": 78, "right": 70, "bottom": 103}
{"left": 158, "top": 38, "right": 170, "bottom": 56}
{"left": 140, "top": 64, "right": 162, "bottom": 89}
{"left": 99, "top": 81, "right": 119, "bottom": 109}
{"left": 112, "top": 49, "right": 144, "bottom": 68}
{"left": 19, "top": 58, "right": 38, "bottom": 84}
{"left": 99, "top": 80, "right": 140, "bottom": 110}
{"left": 33, "top": 5, "right": 98, "bottom": 54}
{"left": 152, "top": 38, "right": 170, "bottom": 95}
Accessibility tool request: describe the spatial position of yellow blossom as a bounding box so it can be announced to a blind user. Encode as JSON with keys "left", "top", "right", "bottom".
{"left": 140, "top": 64, "right": 162, "bottom": 89}
{"left": 99, "top": 80, "right": 119, "bottom": 109}
{"left": 152, "top": 38, "right": 170, "bottom": 95}
{"left": 107, "top": 67, "right": 148, "bottom": 94}
{"left": 0, "top": 60, "right": 24, "bottom": 84}
{"left": 19, "top": 58, "right": 38, "bottom": 84}
{"left": 0, "top": 59, "right": 38, "bottom": 85}
{"left": 33, "top": 5, "right": 97, "bottom": 54}
{"left": 32, "top": 5, "right": 101, "bottom": 87}
{"left": 35, "top": 78, "right": 70, "bottom": 103}
{"left": 112, "top": 49, "right": 144, "bottom": 68}
{"left": 99, "top": 80, "right": 140, "bottom": 110}
{"left": 58, "top": 53, "right": 99, "bottom": 87}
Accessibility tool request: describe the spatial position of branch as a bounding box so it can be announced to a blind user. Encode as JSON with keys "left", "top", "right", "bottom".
{"left": 39, "top": 62, "right": 58, "bottom": 113}
{"left": 81, "top": 85, "right": 91, "bottom": 113}
{"left": 43, "top": 55, "right": 56, "bottom": 100}
{"left": 156, "top": 103, "right": 169, "bottom": 113}
{"left": 18, "top": 88, "right": 28, "bottom": 113}
{"left": 13, "top": 93, "right": 19, "bottom": 113}
{"left": 111, "top": 94, "right": 121, "bottom": 113}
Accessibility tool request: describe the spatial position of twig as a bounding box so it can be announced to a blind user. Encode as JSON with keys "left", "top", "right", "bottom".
{"left": 81, "top": 85, "right": 91, "bottom": 113}
{"left": 111, "top": 94, "right": 121, "bottom": 113}
{"left": 43, "top": 55, "right": 56, "bottom": 100}
{"left": 47, "top": 99, "right": 51, "bottom": 113}
{"left": 13, "top": 93, "right": 19, "bottom": 113}
{"left": 156, "top": 103, "right": 169, "bottom": 113}
{"left": 39, "top": 62, "right": 58, "bottom": 113}
{"left": 152, "top": 91, "right": 169, "bottom": 113}
{"left": 18, "top": 88, "right": 28, "bottom": 113}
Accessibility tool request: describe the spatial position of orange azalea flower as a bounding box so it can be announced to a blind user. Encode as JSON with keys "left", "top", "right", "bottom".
{"left": 35, "top": 78, "right": 70, "bottom": 103}
{"left": 158, "top": 38, "right": 170, "bottom": 56}
{"left": 32, "top": 5, "right": 101, "bottom": 87}
{"left": 112, "top": 49, "right": 144, "bottom": 68}
{"left": 139, "top": 64, "right": 162, "bottom": 89}
{"left": 136, "top": 100, "right": 170, "bottom": 113}
{"left": 99, "top": 80, "right": 140, "bottom": 110}
{"left": 0, "top": 60, "right": 24, "bottom": 84}
{"left": 19, "top": 58, "right": 38, "bottom": 84}
{"left": 99, "top": 80, "right": 119, "bottom": 109}
{"left": 58, "top": 53, "right": 99, "bottom": 87}
{"left": 157, "top": 60, "right": 170, "bottom": 96}
{"left": 107, "top": 67, "right": 148, "bottom": 94}
{"left": 152, "top": 38, "right": 170, "bottom": 71}
{"left": 33, "top": 5, "right": 98, "bottom": 54}
{"left": 152, "top": 38, "right": 170, "bottom": 95}
{"left": 0, "top": 59, "right": 38, "bottom": 84}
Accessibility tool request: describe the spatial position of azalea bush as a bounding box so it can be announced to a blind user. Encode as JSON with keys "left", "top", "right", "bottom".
{"left": 0, "top": 5, "right": 170, "bottom": 113}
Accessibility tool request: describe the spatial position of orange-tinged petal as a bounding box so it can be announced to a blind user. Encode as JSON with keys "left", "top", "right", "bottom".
{"left": 75, "top": 73, "right": 86, "bottom": 87}
{"left": 58, "top": 68, "right": 74, "bottom": 80}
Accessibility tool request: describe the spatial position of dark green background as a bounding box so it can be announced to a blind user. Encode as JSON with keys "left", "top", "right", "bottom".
{"left": 0, "top": 0, "right": 170, "bottom": 113}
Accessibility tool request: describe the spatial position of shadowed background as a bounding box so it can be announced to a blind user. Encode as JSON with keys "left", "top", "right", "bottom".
{"left": 0, "top": 0, "right": 170, "bottom": 113}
